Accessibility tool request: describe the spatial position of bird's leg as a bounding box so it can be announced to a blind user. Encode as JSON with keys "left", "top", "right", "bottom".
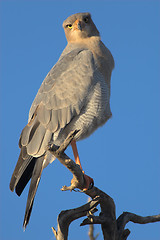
{"left": 71, "top": 139, "right": 83, "bottom": 170}
{"left": 71, "top": 140, "right": 94, "bottom": 191}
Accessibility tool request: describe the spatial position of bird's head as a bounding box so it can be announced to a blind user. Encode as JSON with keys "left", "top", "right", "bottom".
{"left": 63, "top": 12, "right": 100, "bottom": 43}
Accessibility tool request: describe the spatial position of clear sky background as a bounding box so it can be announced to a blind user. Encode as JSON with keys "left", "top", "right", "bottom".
{"left": 0, "top": 1, "right": 160, "bottom": 240}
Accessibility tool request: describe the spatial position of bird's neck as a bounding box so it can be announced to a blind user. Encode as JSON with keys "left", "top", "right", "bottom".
{"left": 68, "top": 36, "right": 101, "bottom": 54}
{"left": 72, "top": 36, "right": 114, "bottom": 82}
{"left": 66, "top": 36, "right": 114, "bottom": 84}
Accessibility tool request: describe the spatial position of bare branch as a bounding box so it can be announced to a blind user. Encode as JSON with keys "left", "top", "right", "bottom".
{"left": 87, "top": 197, "right": 100, "bottom": 240}
{"left": 85, "top": 187, "right": 116, "bottom": 240}
{"left": 49, "top": 130, "right": 160, "bottom": 240}
{"left": 48, "top": 130, "right": 85, "bottom": 191}
{"left": 88, "top": 223, "right": 99, "bottom": 240}
{"left": 52, "top": 197, "right": 101, "bottom": 240}
{"left": 117, "top": 212, "right": 160, "bottom": 240}
{"left": 120, "top": 229, "right": 130, "bottom": 240}
{"left": 51, "top": 226, "right": 58, "bottom": 239}
{"left": 49, "top": 131, "right": 116, "bottom": 240}
{"left": 81, "top": 215, "right": 108, "bottom": 226}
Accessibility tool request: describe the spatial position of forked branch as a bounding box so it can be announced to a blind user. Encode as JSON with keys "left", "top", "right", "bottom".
{"left": 51, "top": 196, "right": 100, "bottom": 240}
{"left": 48, "top": 130, "right": 160, "bottom": 240}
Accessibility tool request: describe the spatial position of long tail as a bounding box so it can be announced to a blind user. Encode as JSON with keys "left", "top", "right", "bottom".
{"left": 23, "top": 156, "right": 45, "bottom": 230}
{"left": 10, "top": 150, "right": 45, "bottom": 230}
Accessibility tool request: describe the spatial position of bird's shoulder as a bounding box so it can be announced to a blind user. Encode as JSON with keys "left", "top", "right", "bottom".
{"left": 28, "top": 45, "right": 99, "bottom": 122}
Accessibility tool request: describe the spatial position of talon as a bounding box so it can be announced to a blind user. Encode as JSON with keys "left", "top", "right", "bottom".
{"left": 71, "top": 140, "right": 94, "bottom": 191}
{"left": 90, "top": 217, "right": 94, "bottom": 223}
{"left": 83, "top": 173, "right": 94, "bottom": 191}
{"left": 88, "top": 210, "right": 92, "bottom": 215}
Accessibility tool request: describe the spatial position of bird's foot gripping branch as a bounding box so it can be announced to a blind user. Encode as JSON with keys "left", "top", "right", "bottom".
{"left": 48, "top": 130, "right": 86, "bottom": 191}
{"left": 48, "top": 130, "right": 160, "bottom": 240}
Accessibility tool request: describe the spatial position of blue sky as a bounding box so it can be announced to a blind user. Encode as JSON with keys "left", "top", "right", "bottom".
{"left": 0, "top": 1, "right": 160, "bottom": 240}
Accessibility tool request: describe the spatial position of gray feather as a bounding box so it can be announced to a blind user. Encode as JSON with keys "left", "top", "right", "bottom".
{"left": 36, "top": 130, "right": 52, "bottom": 156}
{"left": 28, "top": 49, "right": 94, "bottom": 133}
{"left": 10, "top": 151, "right": 24, "bottom": 192}
{"left": 60, "top": 108, "right": 67, "bottom": 128}
{"left": 9, "top": 150, "right": 34, "bottom": 195}
{"left": 47, "top": 110, "right": 59, "bottom": 132}
{"left": 27, "top": 124, "right": 46, "bottom": 155}
{"left": 10, "top": 12, "right": 115, "bottom": 231}
{"left": 37, "top": 104, "right": 51, "bottom": 126}
{"left": 13, "top": 155, "right": 33, "bottom": 192}
{"left": 21, "top": 146, "right": 29, "bottom": 160}
{"left": 20, "top": 117, "right": 37, "bottom": 146}
{"left": 23, "top": 156, "right": 44, "bottom": 229}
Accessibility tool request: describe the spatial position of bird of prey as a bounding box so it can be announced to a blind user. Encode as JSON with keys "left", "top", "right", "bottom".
{"left": 10, "top": 12, "right": 114, "bottom": 230}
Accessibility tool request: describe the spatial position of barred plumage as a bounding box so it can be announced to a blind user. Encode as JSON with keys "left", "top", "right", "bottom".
{"left": 10, "top": 12, "right": 114, "bottom": 229}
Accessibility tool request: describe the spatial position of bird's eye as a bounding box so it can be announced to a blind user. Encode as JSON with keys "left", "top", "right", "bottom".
{"left": 84, "top": 17, "right": 89, "bottom": 23}
{"left": 67, "top": 24, "right": 73, "bottom": 29}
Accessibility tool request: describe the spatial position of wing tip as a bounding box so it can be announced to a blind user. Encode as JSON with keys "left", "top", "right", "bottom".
{"left": 23, "top": 220, "right": 27, "bottom": 231}
{"left": 9, "top": 175, "right": 16, "bottom": 192}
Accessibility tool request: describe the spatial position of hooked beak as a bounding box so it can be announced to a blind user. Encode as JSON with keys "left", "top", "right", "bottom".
{"left": 74, "top": 19, "right": 83, "bottom": 31}
{"left": 77, "top": 21, "right": 82, "bottom": 31}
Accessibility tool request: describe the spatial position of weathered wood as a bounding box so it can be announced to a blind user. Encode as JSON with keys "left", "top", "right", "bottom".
{"left": 51, "top": 197, "right": 100, "bottom": 240}
{"left": 117, "top": 212, "right": 160, "bottom": 240}
{"left": 48, "top": 131, "right": 160, "bottom": 240}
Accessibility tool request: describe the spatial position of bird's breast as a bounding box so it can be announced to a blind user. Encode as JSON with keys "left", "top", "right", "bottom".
{"left": 55, "top": 77, "right": 112, "bottom": 145}
{"left": 75, "top": 79, "right": 111, "bottom": 140}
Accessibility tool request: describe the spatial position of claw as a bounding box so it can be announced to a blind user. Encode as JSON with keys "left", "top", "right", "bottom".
{"left": 83, "top": 173, "right": 94, "bottom": 191}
